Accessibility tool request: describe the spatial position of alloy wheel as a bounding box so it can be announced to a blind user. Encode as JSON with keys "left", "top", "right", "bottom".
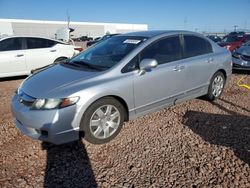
{"left": 212, "top": 75, "right": 224, "bottom": 97}
{"left": 89, "top": 105, "right": 121, "bottom": 139}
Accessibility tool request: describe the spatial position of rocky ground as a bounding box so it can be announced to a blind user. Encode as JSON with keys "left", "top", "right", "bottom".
{"left": 0, "top": 73, "right": 249, "bottom": 188}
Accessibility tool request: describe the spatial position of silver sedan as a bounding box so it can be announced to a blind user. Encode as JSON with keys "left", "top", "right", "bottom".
{"left": 11, "top": 31, "right": 232, "bottom": 145}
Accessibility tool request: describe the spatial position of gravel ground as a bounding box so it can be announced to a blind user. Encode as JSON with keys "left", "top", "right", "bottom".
{"left": 0, "top": 73, "right": 249, "bottom": 188}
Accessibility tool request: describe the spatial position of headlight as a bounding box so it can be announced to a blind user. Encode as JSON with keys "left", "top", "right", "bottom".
{"left": 31, "top": 97, "right": 79, "bottom": 110}
{"left": 232, "top": 52, "right": 241, "bottom": 59}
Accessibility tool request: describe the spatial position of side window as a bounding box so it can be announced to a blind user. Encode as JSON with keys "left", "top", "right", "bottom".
{"left": 47, "top": 40, "right": 57, "bottom": 47}
{"left": 121, "top": 55, "right": 139, "bottom": 73}
{"left": 0, "top": 38, "right": 23, "bottom": 51}
{"left": 140, "top": 36, "right": 182, "bottom": 65}
{"left": 183, "top": 35, "right": 212, "bottom": 58}
{"left": 26, "top": 38, "right": 52, "bottom": 49}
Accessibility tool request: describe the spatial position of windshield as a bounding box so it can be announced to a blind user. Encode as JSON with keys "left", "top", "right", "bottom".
{"left": 100, "top": 35, "right": 114, "bottom": 41}
{"left": 244, "top": 40, "right": 250, "bottom": 46}
{"left": 222, "top": 36, "right": 242, "bottom": 43}
{"left": 69, "top": 36, "right": 147, "bottom": 70}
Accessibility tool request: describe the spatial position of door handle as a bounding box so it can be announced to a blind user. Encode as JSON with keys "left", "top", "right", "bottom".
{"left": 173, "top": 65, "right": 185, "bottom": 71}
{"left": 206, "top": 58, "right": 214, "bottom": 63}
{"left": 50, "top": 49, "right": 57, "bottom": 52}
{"left": 15, "top": 54, "right": 24, "bottom": 57}
{"left": 179, "top": 65, "right": 185, "bottom": 70}
{"left": 173, "top": 66, "right": 180, "bottom": 71}
{"left": 209, "top": 58, "right": 214, "bottom": 62}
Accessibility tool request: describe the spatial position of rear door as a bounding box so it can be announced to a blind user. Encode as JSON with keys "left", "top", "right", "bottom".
{"left": 180, "top": 35, "right": 217, "bottom": 96}
{"left": 0, "top": 37, "right": 28, "bottom": 76}
{"left": 24, "top": 38, "right": 58, "bottom": 70}
{"left": 133, "top": 35, "right": 186, "bottom": 113}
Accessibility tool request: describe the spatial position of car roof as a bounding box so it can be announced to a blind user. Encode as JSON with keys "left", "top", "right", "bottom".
{"left": 122, "top": 30, "right": 200, "bottom": 38}
{"left": 0, "top": 35, "right": 67, "bottom": 44}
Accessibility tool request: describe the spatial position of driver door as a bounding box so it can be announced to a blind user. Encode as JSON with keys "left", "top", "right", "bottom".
{"left": 133, "top": 35, "right": 186, "bottom": 114}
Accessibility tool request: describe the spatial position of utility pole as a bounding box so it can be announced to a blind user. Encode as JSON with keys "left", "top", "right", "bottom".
{"left": 67, "top": 10, "right": 70, "bottom": 29}
{"left": 233, "top": 25, "right": 238, "bottom": 32}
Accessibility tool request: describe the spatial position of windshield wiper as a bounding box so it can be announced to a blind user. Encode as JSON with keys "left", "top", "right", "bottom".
{"left": 70, "top": 60, "right": 106, "bottom": 71}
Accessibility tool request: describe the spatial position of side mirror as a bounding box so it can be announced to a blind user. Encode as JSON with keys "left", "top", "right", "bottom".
{"left": 139, "top": 59, "right": 158, "bottom": 75}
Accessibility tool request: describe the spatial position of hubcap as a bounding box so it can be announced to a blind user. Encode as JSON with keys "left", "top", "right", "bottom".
{"left": 212, "top": 75, "right": 224, "bottom": 97}
{"left": 89, "top": 105, "right": 120, "bottom": 139}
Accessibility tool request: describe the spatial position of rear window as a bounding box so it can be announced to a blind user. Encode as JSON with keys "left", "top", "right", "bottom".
{"left": 222, "top": 36, "right": 242, "bottom": 43}
{"left": 0, "top": 38, "right": 23, "bottom": 51}
{"left": 183, "top": 35, "right": 213, "bottom": 58}
{"left": 26, "top": 38, "right": 57, "bottom": 49}
{"left": 47, "top": 39, "right": 58, "bottom": 47}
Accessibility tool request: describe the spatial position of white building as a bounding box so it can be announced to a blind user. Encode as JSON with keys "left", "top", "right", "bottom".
{"left": 0, "top": 18, "right": 148, "bottom": 38}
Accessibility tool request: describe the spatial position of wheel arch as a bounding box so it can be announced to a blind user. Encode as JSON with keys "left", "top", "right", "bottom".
{"left": 217, "top": 69, "right": 227, "bottom": 80}
{"left": 86, "top": 95, "right": 129, "bottom": 122}
{"left": 106, "top": 95, "right": 129, "bottom": 122}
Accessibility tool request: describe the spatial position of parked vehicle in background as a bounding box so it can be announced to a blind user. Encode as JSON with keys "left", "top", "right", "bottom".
{"left": 245, "top": 34, "right": 250, "bottom": 42}
{"left": 12, "top": 31, "right": 232, "bottom": 145}
{"left": 232, "top": 40, "right": 250, "bottom": 70}
{"left": 0, "top": 36, "right": 82, "bottom": 78}
{"left": 73, "top": 36, "right": 93, "bottom": 42}
{"left": 228, "top": 31, "right": 245, "bottom": 36}
{"left": 85, "top": 37, "right": 100, "bottom": 47}
{"left": 86, "top": 34, "right": 119, "bottom": 47}
{"left": 207, "top": 35, "right": 222, "bottom": 43}
{"left": 218, "top": 34, "right": 249, "bottom": 52}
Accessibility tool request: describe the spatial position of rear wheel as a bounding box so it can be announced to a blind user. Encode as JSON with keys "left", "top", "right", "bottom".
{"left": 80, "top": 97, "right": 125, "bottom": 144}
{"left": 206, "top": 71, "right": 225, "bottom": 101}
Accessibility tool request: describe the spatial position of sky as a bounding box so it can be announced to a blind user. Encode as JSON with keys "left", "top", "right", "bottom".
{"left": 0, "top": 0, "right": 249, "bottom": 32}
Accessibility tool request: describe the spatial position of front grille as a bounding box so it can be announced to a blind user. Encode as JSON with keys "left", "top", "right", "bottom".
{"left": 241, "top": 55, "right": 250, "bottom": 61}
{"left": 233, "top": 64, "right": 243, "bottom": 68}
{"left": 18, "top": 91, "right": 36, "bottom": 107}
{"left": 233, "top": 63, "right": 250, "bottom": 68}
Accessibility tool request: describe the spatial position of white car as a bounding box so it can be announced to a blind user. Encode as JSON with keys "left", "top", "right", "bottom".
{"left": 0, "top": 36, "right": 82, "bottom": 78}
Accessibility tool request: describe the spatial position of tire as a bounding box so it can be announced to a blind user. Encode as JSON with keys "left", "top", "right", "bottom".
{"left": 206, "top": 71, "right": 225, "bottom": 101}
{"left": 80, "top": 97, "right": 125, "bottom": 144}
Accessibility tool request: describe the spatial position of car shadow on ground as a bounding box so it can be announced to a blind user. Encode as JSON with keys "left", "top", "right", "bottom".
{"left": 218, "top": 98, "right": 250, "bottom": 114}
{"left": 232, "top": 70, "right": 250, "bottom": 75}
{"left": 183, "top": 102, "right": 250, "bottom": 165}
{"left": 0, "top": 75, "right": 27, "bottom": 82}
{"left": 39, "top": 105, "right": 97, "bottom": 187}
{"left": 42, "top": 141, "right": 97, "bottom": 188}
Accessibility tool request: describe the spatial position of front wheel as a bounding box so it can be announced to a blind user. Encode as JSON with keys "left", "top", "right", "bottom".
{"left": 206, "top": 71, "right": 225, "bottom": 101}
{"left": 80, "top": 97, "right": 125, "bottom": 144}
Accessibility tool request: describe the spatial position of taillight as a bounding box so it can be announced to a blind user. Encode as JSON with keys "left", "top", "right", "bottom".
{"left": 74, "top": 47, "right": 83, "bottom": 52}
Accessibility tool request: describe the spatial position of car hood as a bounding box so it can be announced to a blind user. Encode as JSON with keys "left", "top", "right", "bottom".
{"left": 236, "top": 46, "right": 250, "bottom": 56}
{"left": 20, "top": 64, "right": 103, "bottom": 98}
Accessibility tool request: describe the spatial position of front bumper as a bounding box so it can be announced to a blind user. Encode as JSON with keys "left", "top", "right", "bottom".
{"left": 11, "top": 94, "right": 80, "bottom": 144}
{"left": 232, "top": 57, "right": 250, "bottom": 71}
